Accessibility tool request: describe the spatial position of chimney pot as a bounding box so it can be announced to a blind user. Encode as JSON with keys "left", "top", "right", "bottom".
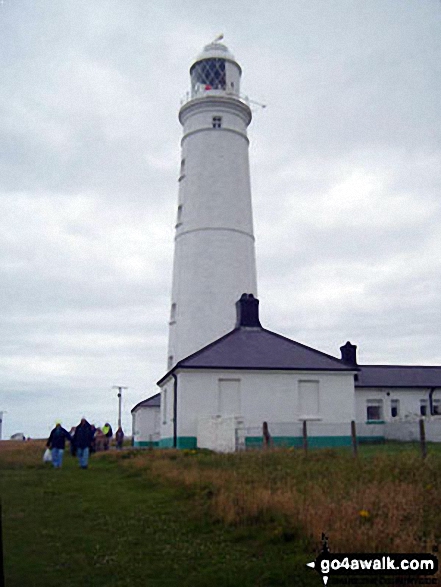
{"left": 235, "top": 293, "right": 262, "bottom": 328}
{"left": 340, "top": 341, "right": 357, "bottom": 366}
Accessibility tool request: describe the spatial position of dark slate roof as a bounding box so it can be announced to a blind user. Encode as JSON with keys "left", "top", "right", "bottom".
{"left": 157, "top": 327, "right": 354, "bottom": 385}
{"left": 356, "top": 366, "right": 441, "bottom": 388}
{"left": 131, "top": 393, "right": 160, "bottom": 413}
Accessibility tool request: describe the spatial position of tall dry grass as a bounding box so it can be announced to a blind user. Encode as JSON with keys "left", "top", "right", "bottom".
{"left": 117, "top": 448, "right": 441, "bottom": 555}
{"left": 0, "top": 440, "right": 46, "bottom": 468}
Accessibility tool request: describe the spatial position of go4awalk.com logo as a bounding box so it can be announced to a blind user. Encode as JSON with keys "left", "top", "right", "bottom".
{"left": 306, "top": 534, "right": 439, "bottom": 585}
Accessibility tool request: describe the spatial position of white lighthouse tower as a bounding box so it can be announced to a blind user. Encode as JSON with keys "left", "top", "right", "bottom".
{"left": 167, "top": 40, "right": 258, "bottom": 368}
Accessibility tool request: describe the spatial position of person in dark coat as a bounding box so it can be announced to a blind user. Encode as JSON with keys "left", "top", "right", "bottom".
{"left": 115, "top": 427, "right": 124, "bottom": 450}
{"left": 46, "top": 422, "right": 72, "bottom": 469}
{"left": 73, "top": 418, "right": 94, "bottom": 469}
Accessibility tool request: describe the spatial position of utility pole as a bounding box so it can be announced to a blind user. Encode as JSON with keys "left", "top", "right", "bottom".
{"left": 112, "top": 386, "right": 128, "bottom": 429}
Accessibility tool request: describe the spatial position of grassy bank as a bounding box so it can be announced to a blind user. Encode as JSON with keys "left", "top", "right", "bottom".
{"left": 1, "top": 441, "right": 318, "bottom": 587}
{"left": 1, "top": 441, "right": 440, "bottom": 586}
{"left": 113, "top": 443, "right": 441, "bottom": 555}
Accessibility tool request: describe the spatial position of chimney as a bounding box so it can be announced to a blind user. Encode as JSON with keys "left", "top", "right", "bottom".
{"left": 340, "top": 341, "right": 357, "bottom": 366}
{"left": 235, "top": 293, "right": 262, "bottom": 328}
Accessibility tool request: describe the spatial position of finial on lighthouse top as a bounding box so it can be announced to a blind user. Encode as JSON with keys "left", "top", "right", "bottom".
{"left": 189, "top": 37, "right": 243, "bottom": 100}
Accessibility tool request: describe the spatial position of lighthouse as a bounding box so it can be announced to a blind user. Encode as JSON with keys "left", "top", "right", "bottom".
{"left": 167, "top": 40, "right": 258, "bottom": 368}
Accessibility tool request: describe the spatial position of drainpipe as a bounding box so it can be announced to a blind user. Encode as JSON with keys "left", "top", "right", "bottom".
{"left": 429, "top": 387, "right": 436, "bottom": 416}
{"left": 172, "top": 373, "right": 178, "bottom": 448}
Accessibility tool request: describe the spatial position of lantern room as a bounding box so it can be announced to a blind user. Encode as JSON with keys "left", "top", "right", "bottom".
{"left": 189, "top": 42, "right": 242, "bottom": 99}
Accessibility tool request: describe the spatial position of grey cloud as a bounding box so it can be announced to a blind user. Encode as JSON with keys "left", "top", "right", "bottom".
{"left": 1, "top": 0, "right": 441, "bottom": 438}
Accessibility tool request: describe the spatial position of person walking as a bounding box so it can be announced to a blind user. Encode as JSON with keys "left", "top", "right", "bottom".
{"left": 115, "top": 427, "right": 124, "bottom": 450}
{"left": 46, "top": 422, "right": 72, "bottom": 469}
{"left": 73, "top": 418, "right": 94, "bottom": 469}
{"left": 102, "top": 422, "right": 113, "bottom": 450}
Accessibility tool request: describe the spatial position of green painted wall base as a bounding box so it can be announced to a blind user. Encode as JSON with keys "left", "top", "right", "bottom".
{"left": 133, "top": 440, "right": 159, "bottom": 448}
{"left": 159, "top": 436, "right": 197, "bottom": 449}
{"left": 245, "top": 435, "right": 353, "bottom": 449}
{"left": 154, "top": 435, "right": 385, "bottom": 450}
{"left": 357, "top": 436, "right": 385, "bottom": 444}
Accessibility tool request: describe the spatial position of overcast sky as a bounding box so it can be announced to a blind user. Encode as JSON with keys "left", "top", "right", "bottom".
{"left": 1, "top": 0, "right": 440, "bottom": 439}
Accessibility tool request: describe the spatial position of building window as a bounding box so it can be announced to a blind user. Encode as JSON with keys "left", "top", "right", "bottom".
{"left": 169, "top": 303, "right": 176, "bottom": 324}
{"left": 366, "top": 400, "right": 383, "bottom": 422}
{"left": 167, "top": 355, "right": 174, "bottom": 369}
{"left": 420, "top": 400, "right": 428, "bottom": 416}
{"left": 298, "top": 380, "right": 319, "bottom": 418}
{"left": 433, "top": 400, "right": 441, "bottom": 416}
{"left": 391, "top": 399, "right": 399, "bottom": 418}
{"left": 217, "top": 379, "right": 241, "bottom": 416}
{"left": 162, "top": 388, "right": 167, "bottom": 424}
{"left": 212, "top": 116, "right": 222, "bottom": 129}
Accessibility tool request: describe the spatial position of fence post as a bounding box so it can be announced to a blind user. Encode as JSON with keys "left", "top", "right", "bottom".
{"left": 0, "top": 499, "right": 4, "bottom": 587}
{"left": 262, "top": 421, "right": 271, "bottom": 449}
{"left": 419, "top": 418, "right": 427, "bottom": 459}
{"left": 351, "top": 420, "right": 358, "bottom": 458}
{"left": 302, "top": 420, "right": 308, "bottom": 455}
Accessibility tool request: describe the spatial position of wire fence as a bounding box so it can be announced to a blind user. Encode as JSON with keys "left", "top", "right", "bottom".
{"left": 236, "top": 418, "right": 441, "bottom": 458}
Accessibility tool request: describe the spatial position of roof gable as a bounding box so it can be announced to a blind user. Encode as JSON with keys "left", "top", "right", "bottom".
{"left": 131, "top": 393, "right": 160, "bottom": 412}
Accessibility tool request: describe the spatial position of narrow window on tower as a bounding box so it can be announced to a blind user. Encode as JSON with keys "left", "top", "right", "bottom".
{"left": 176, "top": 205, "right": 183, "bottom": 228}
{"left": 169, "top": 303, "right": 177, "bottom": 324}
{"left": 179, "top": 158, "right": 185, "bottom": 181}
{"left": 212, "top": 116, "right": 222, "bottom": 129}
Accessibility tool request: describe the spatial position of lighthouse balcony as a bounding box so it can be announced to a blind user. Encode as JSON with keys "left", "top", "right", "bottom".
{"left": 180, "top": 87, "right": 250, "bottom": 108}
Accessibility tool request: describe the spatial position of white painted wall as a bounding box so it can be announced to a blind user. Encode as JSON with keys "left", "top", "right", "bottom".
{"left": 132, "top": 406, "right": 160, "bottom": 444}
{"left": 159, "top": 382, "right": 174, "bottom": 441}
{"left": 170, "top": 369, "right": 355, "bottom": 443}
{"left": 384, "top": 419, "right": 441, "bottom": 442}
{"left": 197, "top": 415, "right": 245, "bottom": 452}
{"left": 355, "top": 387, "right": 441, "bottom": 422}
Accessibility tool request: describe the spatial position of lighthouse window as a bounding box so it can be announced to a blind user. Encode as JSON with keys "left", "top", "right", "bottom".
{"left": 191, "top": 58, "right": 226, "bottom": 92}
{"left": 212, "top": 116, "right": 222, "bottom": 129}
{"left": 179, "top": 158, "right": 186, "bottom": 180}
{"left": 176, "top": 205, "right": 183, "bottom": 227}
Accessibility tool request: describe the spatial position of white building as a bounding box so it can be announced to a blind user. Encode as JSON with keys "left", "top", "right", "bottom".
{"left": 131, "top": 393, "right": 160, "bottom": 447}
{"left": 133, "top": 40, "right": 441, "bottom": 451}
{"left": 158, "top": 294, "right": 357, "bottom": 450}
{"left": 156, "top": 296, "right": 441, "bottom": 450}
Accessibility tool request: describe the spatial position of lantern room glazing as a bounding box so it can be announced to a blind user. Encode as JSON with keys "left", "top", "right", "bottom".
{"left": 189, "top": 42, "right": 242, "bottom": 100}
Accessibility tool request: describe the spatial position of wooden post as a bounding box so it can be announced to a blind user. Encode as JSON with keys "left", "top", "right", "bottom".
{"left": 419, "top": 418, "right": 427, "bottom": 460}
{"left": 351, "top": 420, "right": 358, "bottom": 458}
{"left": 263, "top": 421, "right": 271, "bottom": 449}
{"left": 0, "top": 499, "right": 4, "bottom": 587}
{"left": 302, "top": 420, "right": 308, "bottom": 455}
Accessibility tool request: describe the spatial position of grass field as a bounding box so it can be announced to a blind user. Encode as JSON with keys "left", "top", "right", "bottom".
{"left": 1, "top": 440, "right": 440, "bottom": 587}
